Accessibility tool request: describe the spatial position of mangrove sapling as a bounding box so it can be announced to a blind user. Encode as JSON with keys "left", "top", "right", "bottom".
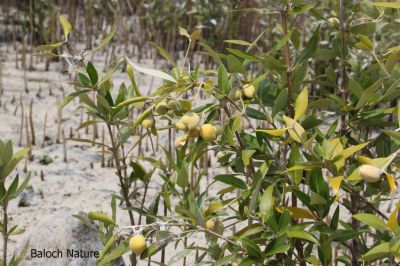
{"left": 34, "top": 3, "right": 400, "bottom": 265}
{"left": 0, "top": 140, "right": 31, "bottom": 265}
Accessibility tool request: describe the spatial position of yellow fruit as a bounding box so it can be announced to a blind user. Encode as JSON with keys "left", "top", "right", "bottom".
{"left": 328, "top": 17, "right": 340, "bottom": 27}
{"left": 188, "top": 127, "right": 200, "bottom": 138}
{"left": 176, "top": 120, "right": 187, "bottom": 131}
{"left": 200, "top": 124, "right": 216, "bottom": 141}
{"left": 141, "top": 117, "right": 154, "bottom": 129}
{"left": 181, "top": 113, "right": 200, "bottom": 130}
{"left": 359, "top": 164, "right": 382, "bottom": 183}
{"left": 129, "top": 235, "right": 147, "bottom": 256}
{"left": 213, "top": 124, "right": 223, "bottom": 135}
{"left": 243, "top": 84, "right": 256, "bottom": 99}
{"left": 155, "top": 101, "right": 169, "bottom": 115}
{"left": 205, "top": 219, "right": 215, "bottom": 231}
{"left": 228, "top": 88, "right": 242, "bottom": 101}
{"left": 175, "top": 135, "right": 187, "bottom": 148}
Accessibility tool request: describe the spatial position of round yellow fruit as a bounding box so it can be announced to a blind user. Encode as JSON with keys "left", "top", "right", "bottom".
{"left": 359, "top": 164, "right": 382, "bottom": 183}
{"left": 129, "top": 235, "right": 147, "bottom": 256}
{"left": 200, "top": 124, "right": 216, "bottom": 141}
{"left": 176, "top": 119, "right": 187, "bottom": 131}
{"left": 155, "top": 101, "right": 169, "bottom": 115}
{"left": 175, "top": 135, "right": 187, "bottom": 149}
{"left": 328, "top": 17, "right": 340, "bottom": 27}
{"left": 228, "top": 88, "right": 242, "bottom": 101}
{"left": 205, "top": 219, "right": 215, "bottom": 231}
{"left": 243, "top": 84, "right": 256, "bottom": 99}
{"left": 181, "top": 113, "right": 200, "bottom": 130}
{"left": 141, "top": 117, "right": 154, "bottom": 129}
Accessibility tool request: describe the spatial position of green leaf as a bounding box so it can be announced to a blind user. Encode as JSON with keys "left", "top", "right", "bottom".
{"left": 126, "top": 58, "right": 177, "bottom": 83}
{"left": 59, "top": 15, "right": 72, "bottom": 38}
{"left": 227, "top": 54, "right": 245, "bottom": 74}
{"left": 7, "top": 174, "right": 19, "bottom": 196}
{"left": 224, "top": 39, "right": 251, "bottom": 46}
{"left": 9, "top": 173, "right": 30, "bottom": 200}
{"left": 294, "top": 86, "right": 308, "bottom": 121}
{"left": 99, "top": 238, "right": 130, "bottom": 264}
{"left": 259, "top": 184, "right": 274, "bottom": 221}
{"left": 113, "top": 96, "right": 148, "bottom": 110}
{"left": 272, "top": 88, "right": 288, "bottom": 118}
{"left": 35, "top": 42, "right": 64, "bottom": 51}
{"left": 286, "top": 229, "right": 319, "bottom": 244}
{"left": 148, "top": 42, "right": 176, "bottom": 66}
{"left": 348, "top": 76, "right": 363, "bottom": 99}
{"left": 218, "top": 65, "right": 229, "bottom": 93}
{"left": 86, "top": 62, "right": 98, "bottom": 86}
{"left": 213, "top": 254, "right": 237, "bottom": 266}
{"left": 167, "top": 249, "right": 192, "bottom": 265}
{"left": 1, "top": 140, "right": 13, "bottom": 166}
{"left": 60, "top": 89, "right": 92, "bottom": 109}
{"left": 353, "top": 213, "right": 389, "bottom": 232}
{"left": 296, "top": 25, "right": 320, "bottom": 63}
{"left": 269, "top": 31, "right": 292, "bottom": 55}
{"left": 361, "top": 242, "right": 390, "bottom": 261}
{"left": 90, "top": 26, "right": 117, "bottom": 54}
{"left": 355, "top": 78, "right": 384, "bottom": 109}
{"left": 242, "top": 238, "right": 262, "bottom": 259}
{"left": 2, "top": 148, "right": 30, "bottom": 179}
{"left": 214, "top": 175, "right": 247, "bottom": 190}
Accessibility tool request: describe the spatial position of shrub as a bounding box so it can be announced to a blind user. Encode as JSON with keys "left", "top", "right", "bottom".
{"left": 36, "top": 1, "right": 400, "bottom": 265}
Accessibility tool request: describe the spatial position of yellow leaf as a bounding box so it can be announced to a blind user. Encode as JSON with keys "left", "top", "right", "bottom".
{"left": 356, "top": 149, "right": 399, "bottom": 171}
{"left": 205, "top": 202, "right": 223, "bottom": 216}
{"left": 329, "top": 176, "right": 343, "bottom": 195}
{"left": 257, "top": 128, "right": 287, "bottom": 137}
{"left": 371, "top": 2, "right": 400, "bottom": 8}
{"left": 330, "top": 138, "right": 343, "bottom": 158}
{"left": 387, "top": 202, "right": 400, "bottom": 230}
{"left": 356, "top": 155, "right": 374, "bottom": 165}
{"left": 294, "top": 87, "right": 308, "bottom": 121}
{"left": 282, "top": 115, "right": 306, "bottom": 143}
{"left": 334, "top": 141, "right": 370, "bottom": 161}
{"left": 276, "top": 207, "right": 316, "bottom": 220}
{"left": 386, "top": 173, "right": 397, "bottom": 193}
{"left": 59, "top": 15, "right": 72, "bottom": 39}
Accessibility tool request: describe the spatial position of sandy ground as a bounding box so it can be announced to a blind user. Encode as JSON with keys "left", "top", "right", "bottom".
{"left": 0, "top": 44, "right": 226, "bottom": 265}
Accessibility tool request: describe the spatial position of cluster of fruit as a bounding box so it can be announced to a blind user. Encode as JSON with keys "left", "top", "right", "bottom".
{"left": 175, "top": 112, "right": 223, "bottom": 148}
{"left": 140, "top": 99, "right": 180, "bottom": 129}
{"left": 228, "top": 84, "right": 256, "bottom": 101}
